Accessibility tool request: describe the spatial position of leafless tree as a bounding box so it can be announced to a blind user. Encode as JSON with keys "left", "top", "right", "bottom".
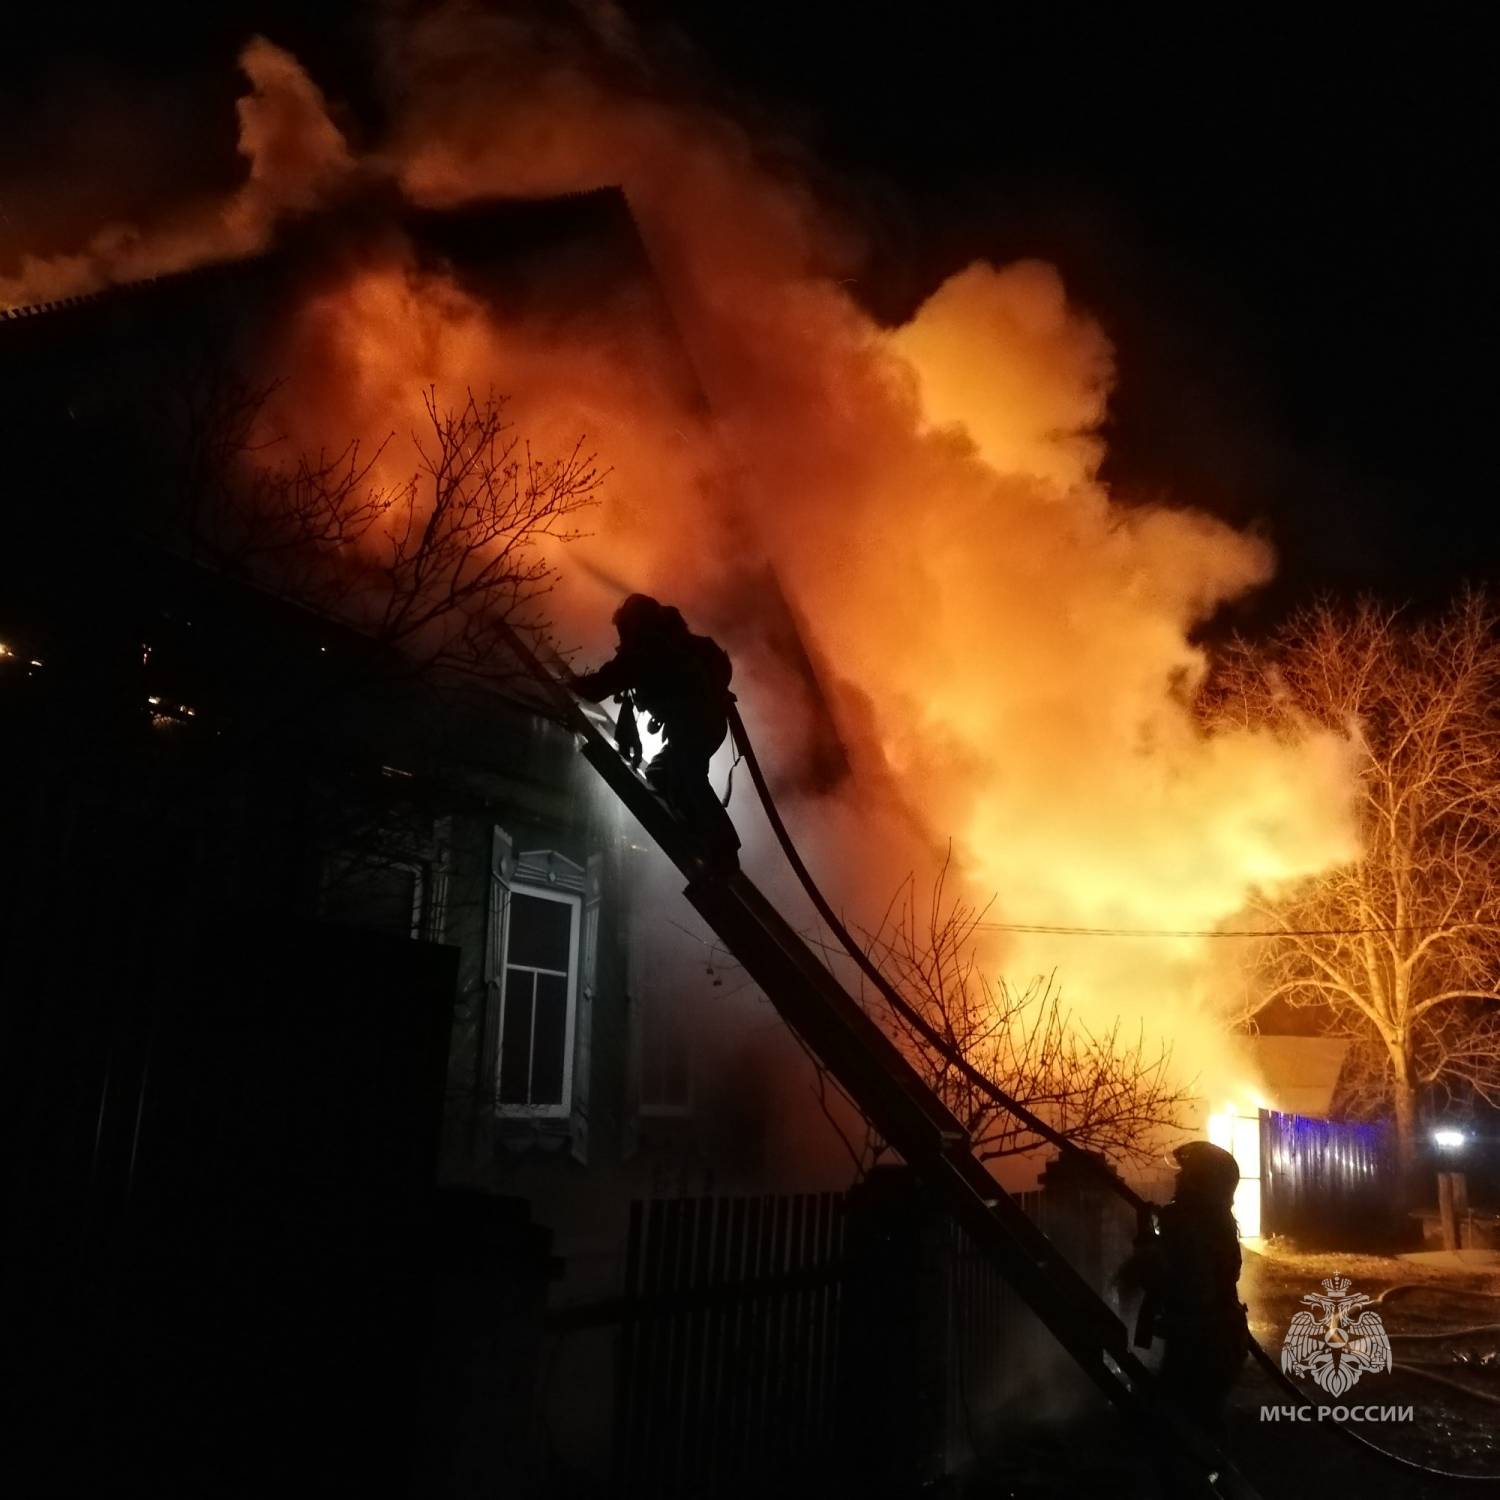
{"left": 799, "top": 866, "right": 1192, "bottom": 1176}
{"left": 875, "top": 872, "right": 1192, "bottom": 1167}
{"left": 368, "top": 388, "right": 601, "bottom": 671}
{"left": 168, "top": 373, "right": 602, "bottom": 680}
{"left": 1207, "top": 593, "right": 1500, "bottom": 1171}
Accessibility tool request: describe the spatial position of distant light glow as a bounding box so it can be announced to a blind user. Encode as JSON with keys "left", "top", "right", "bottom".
{"left": 1433, "top": 1128, "right": 1467, "bottom": 1149}
{"left": 1205, "top": 1103, "right": 1262, "bottom": 1237}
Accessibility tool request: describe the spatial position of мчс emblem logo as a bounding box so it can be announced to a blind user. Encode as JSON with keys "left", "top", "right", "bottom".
{"left": 1280, "top": 1274, "right": 1392, "bottom": 1398}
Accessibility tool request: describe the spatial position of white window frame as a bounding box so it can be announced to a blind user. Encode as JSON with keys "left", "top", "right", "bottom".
{"left": 496, "top": 881, "right": 582, "bottom": 1119}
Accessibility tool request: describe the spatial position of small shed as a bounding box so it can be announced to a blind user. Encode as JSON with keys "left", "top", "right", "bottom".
{"left": 1246, "top": 1034, "right": 1351, "bottom": 1117}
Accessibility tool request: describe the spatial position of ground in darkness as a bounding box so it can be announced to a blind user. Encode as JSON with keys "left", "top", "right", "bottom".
{"left": 962, "top": 1241, "right": 1500, "bottom": 1499}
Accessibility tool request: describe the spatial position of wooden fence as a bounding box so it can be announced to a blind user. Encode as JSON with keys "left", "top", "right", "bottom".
{"left": 943, "top": 1188, "right": 1040, "bottom": 1463}
{"left": 612, "top": 1192, "right": 847, "bottom": 1498}
{"left": 598, "top": 1174, "right": 1138, "bottom": 1497}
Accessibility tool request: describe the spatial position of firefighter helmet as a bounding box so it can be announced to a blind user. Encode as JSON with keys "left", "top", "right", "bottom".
{"left": 1171, "top": 1139, "right": 1240, "bottom": 1200}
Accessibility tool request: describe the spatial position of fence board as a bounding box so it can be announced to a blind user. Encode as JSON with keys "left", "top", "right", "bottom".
{"left": 611, "top": 1180, "right": 1120, "bottom": 1496}
{"left": 613, "top": 1199, "right": 644, "bottom": 1484}
{"left": 613, "top": 1189, "right": 850, "bottom": 1497}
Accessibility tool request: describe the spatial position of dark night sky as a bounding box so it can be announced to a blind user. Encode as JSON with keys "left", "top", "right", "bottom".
{"left": 2, "top": 3, "right": 1494, "bottom": 622}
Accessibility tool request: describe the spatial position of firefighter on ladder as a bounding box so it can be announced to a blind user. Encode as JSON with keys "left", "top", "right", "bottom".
{"left": 573, "top": 594, "right": 741, "bottom": 872}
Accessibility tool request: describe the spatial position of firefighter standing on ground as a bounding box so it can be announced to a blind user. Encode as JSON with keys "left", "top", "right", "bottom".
{"left": 573, "top": 594, "right": 741, "bottom": 869}
{"left": 1117, "top": 1139, "right": 1248, "bottom": 1485}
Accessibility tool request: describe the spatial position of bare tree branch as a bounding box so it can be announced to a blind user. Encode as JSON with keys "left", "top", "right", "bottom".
{"left": 167, "top": 374, "right": 603, "bottom": 693}
{"left": 1205, "top": 593, "right": 1500, "bottom": 1166}
{"left": 862, "top": 860, "right": 1193, "bottom": 1168}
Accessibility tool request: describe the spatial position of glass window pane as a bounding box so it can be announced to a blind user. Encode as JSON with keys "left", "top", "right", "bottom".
{"left": 530, "top": 972, "right": 569, "bottom": 1106}
{"left": 506, "top": 893, "right": 572, "bottom": 971}
{"left": 499, "top": 973, "right": 534, "bottom": 1104}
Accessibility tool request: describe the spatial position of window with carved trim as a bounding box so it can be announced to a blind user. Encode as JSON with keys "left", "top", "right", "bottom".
{"left": 489, "top": 837, "right": 598, "bottom": 1129}
{"left": 497, "top": 883, "right": 581, "bottom": 1114}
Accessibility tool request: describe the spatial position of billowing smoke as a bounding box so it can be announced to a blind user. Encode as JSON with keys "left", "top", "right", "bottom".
{"left": 0, "top": 36, "right": 355, "bottom": 308}
{"left": 4, "top": 10, "right": 1361, "bottom": 1146}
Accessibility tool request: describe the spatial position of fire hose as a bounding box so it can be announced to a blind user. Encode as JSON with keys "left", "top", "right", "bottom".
{"left": 535, "top": 631, "right": 1500, "bottom": 1486}
{"left": 722, "top": 708, "right": 1157, "bottom": 1217}
{"left": 724, "top": 702, "right": 1500, "bottom": 1486}
{"left": 1245, "top": 1338, "right": 1500, "bottom": 1480}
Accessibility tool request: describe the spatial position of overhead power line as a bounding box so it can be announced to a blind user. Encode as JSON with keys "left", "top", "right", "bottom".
{"left": 974, "top": 919, "right": 1494, "bottom": 939}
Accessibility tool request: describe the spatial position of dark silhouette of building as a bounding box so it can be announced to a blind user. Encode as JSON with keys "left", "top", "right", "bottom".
{"left": 0, "top": 190, "right": 869, "bottom": 1496}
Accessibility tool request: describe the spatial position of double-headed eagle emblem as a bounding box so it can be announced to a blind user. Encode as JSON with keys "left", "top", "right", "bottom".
{"left": 1281, "top": 1274, "right": 1392, "bottom": 1397}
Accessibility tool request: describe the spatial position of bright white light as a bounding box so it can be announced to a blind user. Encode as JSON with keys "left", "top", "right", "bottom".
{"left": 1433, "top": 1128, "right": 1467, "bottom": 1149}
{"left": 634, "top": 717, "right": 666, "bottom": 766}
{"left": 1204, "top": 1105, "right": 1262, "bottom": 1237}
{"left": 1232, "top": 1176, "right": 1261, "bottom": 1239}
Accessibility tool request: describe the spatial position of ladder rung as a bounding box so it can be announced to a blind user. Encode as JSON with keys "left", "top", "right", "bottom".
{"left": 499, "top": 616, "right": 1258, "bottom": 1500}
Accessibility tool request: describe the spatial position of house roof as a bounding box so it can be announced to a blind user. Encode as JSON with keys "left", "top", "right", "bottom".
{"left": 1247, "top": 1034, "right": 1351, "bottom": 1118}
{"left": 1, "top": 186, "right": 851, "bottom": 790}
{"left": 0, "top": 190, "right": 677, "bottom": 343}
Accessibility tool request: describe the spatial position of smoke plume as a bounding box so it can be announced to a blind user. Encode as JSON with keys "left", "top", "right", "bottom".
{"left": 3, "top": 8, "right": 1362, "bottom": 1136}
{"left": 0, "top": 36, "right": 355, "bottom": 308}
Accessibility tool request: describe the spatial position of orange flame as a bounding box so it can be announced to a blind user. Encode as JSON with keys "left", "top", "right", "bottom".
{"left": 4, "top": 20, "right": 1363, "bottom": 1120}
